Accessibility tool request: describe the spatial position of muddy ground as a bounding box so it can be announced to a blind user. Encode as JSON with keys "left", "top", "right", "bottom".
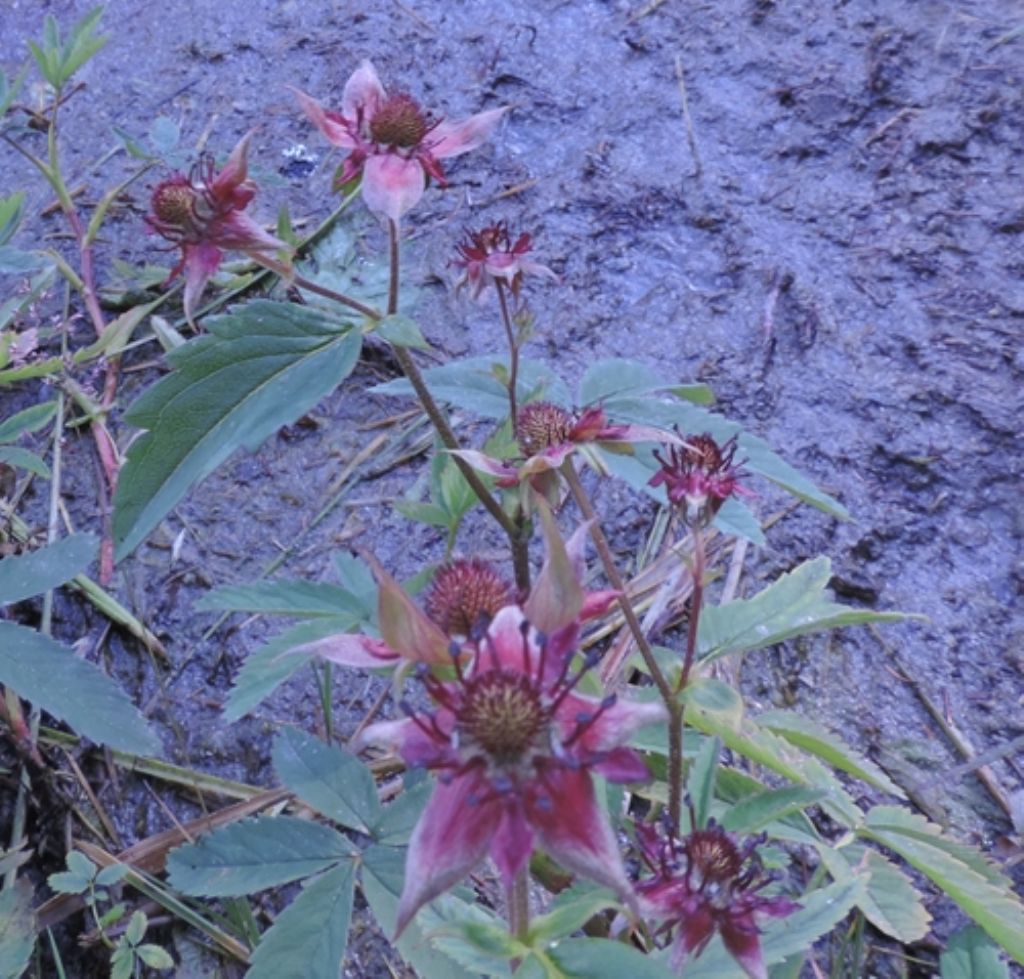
{"left": 1, "top": 0, "right": 1022, "bottom": 975}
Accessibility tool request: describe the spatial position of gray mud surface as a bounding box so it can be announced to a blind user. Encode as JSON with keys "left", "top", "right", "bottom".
{"left": 2, "top": 0, "right": 1022, "bottom": 974}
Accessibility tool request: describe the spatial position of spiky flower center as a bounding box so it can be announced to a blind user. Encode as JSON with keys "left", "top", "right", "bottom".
{"left": 684, "top": 434, "right": 726, "bottom": 471}
{"left": 517, "top": 402, "right": 574, "bottom": 457}
{"left": 425, "top": 559, "right": 513, "bottom": 637}
{"left": 152, "top": 181, "right": 198, "bottom": 230}
{"left": 456, "top": 670, "right": 548, "bottom": 765}
{"left": 370, "top": 94, "right": 429, "bottom": 148}
{"left": 687, "top": 829, "right": 743, "bottom": 897}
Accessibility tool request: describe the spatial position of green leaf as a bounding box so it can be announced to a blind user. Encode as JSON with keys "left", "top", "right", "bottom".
{"left": 720, "top": 786, "right": 827, "bottom": 834}
{"left": 686, "top": 735, "right": 720, "bottom": 830}
{"left": 713, "top": 496, "right": 766, "bottom": 546}
{"left": 547, "top": 938, "right": 675, "bottom": 978}
{"left": 272, "top": 728, "right": 381, "bottom": 833}
{"left": 698, "top": 558, "right": 906, "bottom": 664}
{"left": 0, "top": 446, "right": 50, "bottom": 479}
{"left": 0, "top": 621, "right": 160, "bottom": 755}
{"left": 863, "top": 808, "right": 1024, "bottom": 963}
{"left": 0, "top": 533, "right": 96, "bottom": 604}
{"left": 95, "top": 863, "right": 129, "bottom": 887}
{"left": 0, "top": 247, "right": 51, "bottom": 274}
{"left": 371, "top": 355, "right": 571, "bottom": 419}
{"left": 46, "top": 871, "right": 90, "bottom": 895}
{"left": 578, "top": 359, "right": 673, "bottom": 405}
{"left": 527, "top": 884, "right": 620, "bottom": 945}
{"left": 166, "top": 816, "right": 354, "bottom": 897}
{"left": 149, "top": 116, "right": 180, "bottom": 156}
{"left": 680, "top": 676, "right": 744, "bottom": 729}
{"left": 224, "top": 615, "right": 364, "bottom": 722}
{"left": 0, "top": 193, "right": 26, "bottom": 248}
{"left": 361, "top": 844, "right": 482, "bottom": 979}
{"left": 113, "top": 301, "right": 362, "bottom": 561}
{"left": 376, "top": 314, "right": 430, "bottom": 349}
{"left": 940, "top": 925, "right": 1011, "bottom": 979}
{"left": 0, "top": 880, "right": 35, "bottom": 979}
{"left": 125, "top": 909, "right": 147, "bottom": 946}
{"left": 372, "top": 776, "right": 431, "bottom": 846}
{"left": 135, "top": 944, "right": 175, "bottom": 969}
{"left": 759, "top": 710, "right": 904, "bottom": 798}
{"left": 196, "top": 579, "right": 365, "bottom": 619}
{"left": 59, "top": 6, "right": 108, "bottom": 83}
{"left": 247, "top": 863, "right": 355, "bottom": 979}
{"left": 818, "top": 845, "right": 930, "bottom": 943}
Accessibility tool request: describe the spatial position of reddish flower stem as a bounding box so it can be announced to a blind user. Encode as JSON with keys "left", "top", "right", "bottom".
{"left": 381, "top": 220, "right": 531, "bottom": 592}
{"left": 494, "top": 280, "right": 519, "bottom": 435}
{"left": 508, "top": 866, "right": 530, "bottom": 943}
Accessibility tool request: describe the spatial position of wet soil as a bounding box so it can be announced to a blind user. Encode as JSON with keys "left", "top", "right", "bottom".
{"left": 2, "top": 0, "right": 1022, "bottom": 974}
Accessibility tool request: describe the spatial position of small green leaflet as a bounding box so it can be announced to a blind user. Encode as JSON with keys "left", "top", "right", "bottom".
{"left": 246, "top": 862, "right": 356, "bottom": 979}
{"left": 112, "top": 301, "right": 362, "bottom": 561}
{"left": 940, "top": 925, "right": 1011, "bottom": 979}
{"left": 0, "top": 621, "right": 160, "bottom": 756}
{"left": 196, "top": 579, "right": 365, "bottom": 619}
{"left": 166, "top": 816, "right": 355, "bottom": 897}
{"left": 0, "top": 879, "right": 34, "bottom": 979}
{"left": 697, "top": 557, "right": 907, "bottom": 664}
{"left": 272, "top": 728, "right": 381, "bottom": 834}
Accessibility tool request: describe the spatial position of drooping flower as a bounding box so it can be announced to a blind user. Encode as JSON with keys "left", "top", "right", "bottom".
{"left": 455, "top": 402, "right": 680, "bottom": 503}
{"left": 147, "top": 132, "right": 288, "bottom": 324}
{"left": 453, "top": 221, "right": 556, "bottom": 301}
{"left": 635, "top": 818, "right": 799, "bottom": 979}
{"left": 361, "top": 603, "right": 667, "bottom": 937}
{"left": 293, "top": 61, "right": 507, "bottom": 222}
{"left": 649, "top": 433, "right": 748, "bottom": 526}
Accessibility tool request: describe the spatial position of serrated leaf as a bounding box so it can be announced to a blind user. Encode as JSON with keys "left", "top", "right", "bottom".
{"left": 166, "top": 816, "right": 354, "bottom": 897}
{"left": 371, "top": 355, "right": 571, "bottom": 419}
{"left": 818, "top": 845, "right": 930, "bottom": 943}
{"left": 759, "top": 710, "right": 904, "bottom": 797}
{"left": 135, "top": 944, "right": 174, "bottom": 969}
{"left": 125, "top": 909, "right": 146, "bottom": 945}
{"left": 373, "top": 776, "right": 431, "bottom": 846}
{"left": 376, "top": 314, "right": 430, "bottom": 349}
{"left": 0, "top": 533, "right": 96, "bottom": 604}
{"left": 0, "top": 621, "right": 160, "bottom": 754}
{"left": 940, "top": 925, "right": 1011, "bottom": 979}
{"left": 720, "top": 786, "right": 827, "bottom": 834}
{"left": 361, "top": 844, "right": 482, "bottom": 979}
{"left": 0, "top": 247, "right": 51, "bottom": 274}
{"left": 196, "top": 579, "right": 365, "bottom": 618}
{"left": 681, "top": 677, "right": 744, "bottom": 729}
{"left": 272, "top": 728, "right": 381, "bottom": 833}
{"left": 46, "top": 871, "right": 90, "bottom": 894}
{"left": 0, "top": 879, "right": 35, "bottom": 979}
{"left": 547, "top": 938, "right": 675, "bottom": 978}
{"left": 95, "top": 863, "right": 129, "bottom": 886}
{"left": 698, "top": 558, "right": 906, "bottom": 664}
{"left": 224, "top": 615, "right": 361, "bottom": 722}
{"left": 863, "top": 807, "right": 1024, "bottom": 963}
{"left": 395, "top": 500, "right": 453, "bottom": 529}
{"left": 113, "top": 301, "right": 362, "bottom": 561}
{"left": 247, "top": 862, "right": 355, "bottom": 979}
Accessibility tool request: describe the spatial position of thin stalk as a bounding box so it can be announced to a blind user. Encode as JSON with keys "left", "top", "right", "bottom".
{"left": 495, "top": 280, "right": 519, "bottom": 432}
{"left": 254, "top": 254, "right": 382, "bottom": 321}
{"left": 508, "top": 866, "right": 530, "bottom": 942}
{"left": 680, "top": 524, "right": 705, "bottom": 691}
{"left": 381, "top": 220, "right": 531, "bottom": 590}
{"left": 560, "top": 462, "right": 672, "bottom": 702}
{"left": 667, "top": 702, "right": 684, "bottom": 831}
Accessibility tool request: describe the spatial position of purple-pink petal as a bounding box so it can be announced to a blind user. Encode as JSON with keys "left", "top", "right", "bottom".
{"left": 593, "top": 745, "right": 654, "bottom": 784}
{"left": 526, "top": 766, "right": 635, "bottom": 905}
{"left": 342, "top": 59, "right": 386, "bottom": 120}
{"left": 361, "top": 153, "right": 426, "bottom": 221}
{"left": 430, "top": 106, "right": 508, "bottom": 158}
{"left": 395, "top": 770, "right": 502, "bottom": 937}
{"left": 291, "top": 88, "right": 355, "bottom": 148}
{"left": 490, "top": 799, "right": 536, "bottom": 882}
{"left": 288, "top": 633, "right": 398, "bottom": 669}
{"left": 720, "top": 913, "right": 768, "bottom": 979}
{"left": 182, "top": 242, "right": 223, "bottom": 324}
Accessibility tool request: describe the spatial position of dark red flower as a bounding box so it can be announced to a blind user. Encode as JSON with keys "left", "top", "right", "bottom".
{"left": 454, "top": 221, "right": 556, "bottom": 301}
{"left": 649, "top": 433, "right": 748, "bottom": 525}
{"left": 424, "top": 558, "right": 514, "bottom": 638}
{"left": 635, "top": 819, "right": 799, "bottom": 979}
{"left": 362, "top": 604, "right": 666, "bottom": 937}
{"left": 147, "top": 133, "right": 287, "bottom": 325}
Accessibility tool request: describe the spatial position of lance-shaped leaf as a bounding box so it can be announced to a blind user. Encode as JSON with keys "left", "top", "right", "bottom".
{"left": 0, "top": 533, "right": 96, "bottom": 605}
{"left": 698, "top": 557, "right": 908, "bottom": 663}
{"left": 0, "top": 621, "right": 160, "bottom": 755}
{"left": 112, "top": 301, "right": 361, "bottom": 561}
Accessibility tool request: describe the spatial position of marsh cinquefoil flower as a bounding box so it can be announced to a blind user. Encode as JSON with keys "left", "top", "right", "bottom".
{"left": 293, "top": 61, "right": 507, "bottom": 222}
{"left": 635, "top": 819, "right": 799, "bottom": 979}
{"left": 453, "top": 222, "right": 556, "bottom": 301}
{"left": 649, "top": 433, "right": 748, "bottom": 526}
{"left": 362, "top": 601, "right": 666, "bottom": 937}
{"left": 147, "top": 133, "right": 288, "bottom": 324}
